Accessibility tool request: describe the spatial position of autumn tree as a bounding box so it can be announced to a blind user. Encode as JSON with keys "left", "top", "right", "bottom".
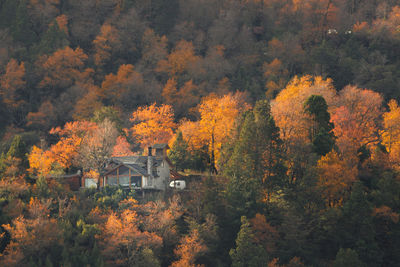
{"left": 316, "top": 150, "right": 357, "bottom": 207}
{"left": 112, "top": 136, "right": 134, "bottom": 157}
{"left": 271, "top": 75, "right": 337, "bottom": 150}
{"left": 0, "top": 59, "right": 25, "bottom": 108}
{"left": 28, "top": 121, "right": 97, "bottom": 176}
{"left": 72, "top": 83, "right": 103, "bottom": 121}
{"left": 196, "top": 92, "right": 249, "bottom": 173}
{"left": 331, "top": 85, "right": 383, "bottom": 155}
{"left": 26, "top": 100, "right": 57, "bottom": 130}
{"left": 0, "top": 198, "right": 61, "bottom": 266}
{"left": 37, "top": 46, "right": 93, "bottom": 98}
{"left": 93, "top": 23, "right": 122, "bottom": 68}
{"left": 0, "top": 59, "right": 27, "bottom": 125}
{"left": 156, "top": 40, "right": 200, "bottom": 78}
{"left": 129, "top": 103, "right": 176, "bottom": 149}
{"left": 99, "top": 209, "right": 162, "bottom": 266}
{"left": 100, "top": 64, "right": 145, "bottom": 109}
{"left": 170, "top": 229, "right": 207, "bottom": 267}
{"left": 140, "top": 28, "right": 168, "bottom": 71}
{"left": 381, "top": 99, "right": 400, "bottom": 168}
{"left": 78, "top": 119, "right": 119, "bottom": 177}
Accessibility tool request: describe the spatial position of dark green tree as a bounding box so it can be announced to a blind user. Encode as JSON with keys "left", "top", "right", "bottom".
{"left": 168, "top": 131, "right": 189, "bottom": 171}
{"left": 10, "top": 0, "right": 38, "bottom": 46}
{"left": 229, "top": 216, "right": 269, "bottom": 267}
{"left": 224, "top": 111, "right": 262, "bottom": 220}
{"left": 333, "top": 248, "right": 362, "bottom": 267}
{"left": 304, "top": 95, "right": 335, "bottom": 156}
{"left": 34, "top": 21, "right": 69, "bottom": 55}
{"left": 253, "top": 99, "right": 287, "bottom": 195}
{"left": 337, "top": 182, "right": 382, "bottom": 266}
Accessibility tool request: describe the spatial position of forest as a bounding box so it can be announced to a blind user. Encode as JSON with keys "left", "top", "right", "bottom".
{"left": 0, "top": 0, "right": 399, "bottom": 266}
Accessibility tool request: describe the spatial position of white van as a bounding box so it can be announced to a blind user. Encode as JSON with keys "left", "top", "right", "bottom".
{"left": 169, "top": 180, "right": 186, "bottom": 190}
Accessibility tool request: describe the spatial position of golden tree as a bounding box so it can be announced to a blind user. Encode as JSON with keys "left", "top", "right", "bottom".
{"left": 129, "top": 103, "right": 176, "bottom": 148}
{"left": 381, "top": 99, "right": 400, "bottom": 168}
{"left": 316, "top": 150, "right": 357, "bottom": 207}
{"left": 270, "top": 75, "right": 337, "bottom": 149}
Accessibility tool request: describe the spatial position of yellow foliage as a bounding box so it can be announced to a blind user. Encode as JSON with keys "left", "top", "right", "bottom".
{"left": 381, "top": 99, "right": 400, "bottom": 168}
{"left": 271, "top": 75, "right": 337, "bottom": 147}
{"left": 317, "top": 150, "right": 357, "bottom": 207}
{"left": 130, "top": 103, "right": 176, "bottom": 148}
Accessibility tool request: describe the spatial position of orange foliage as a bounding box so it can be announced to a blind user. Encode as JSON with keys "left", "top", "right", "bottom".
{"left": 129, "top": 103, "right": 176, "bottom": 148}
{"left": 100, "top": 64, "right": 143, "bottom": 105}
{"left": 177, "top": 93, "right": 249, "bottom": 167}
{"left": 99, "top": 210, "right": 162, "bottom": 266}
{"left": 331, "top": 85, "right": 382, "bottom": 154}
{"left": 250, "top": 214, "right": 278, "bottom": 254}
{"left": 38, "top": 46, "right": 92, "bottom": 89}
{"left": 93, "top": 23, "right": 121, "bottom": 66}
{"left": 28, "top": 121, "right": 97, "bottom": 176}
{"left": 353, "top": 21, "right": 369, "bottom": 33}
{"left": 163, "top": 79, "right": 203, "bottom": 116}
{"left": 141, "top": 28, "right": 168, "bottom": 67}
{"left": 73, "top": 83, "right": 103, "bottom": 120}
{"left": 0, "top": 59, "right": 26, "bottom": 108}
{"left": 371, "top": 6, "right": 400, "bottom": 38}
{"left": 112, "top": 136, "right": 134, "bottom": 157}
{"left": 170, "top": 229, "right": 207, "bottom": 267}
{"left": 372, "top": 206, "right": 399, "bottom": 223}
{"left": 26, "top": 100, "right": 55, "bottom": 129}
{"left": 317, "top": 150, "right": 357, "bottom": 207}
{"left": 156, "top": 40, "right": 200, "bottom": 77}
{"left": 1, "top": 198, "right": 59, "bottom": 266}
{"left": 197, "top": 92, "right": 249, "bottom": 165}
{"left": 27, "top": 146, "right": 54, "bottom": 176}
{"left": 55, "top": 14, "right": 68, "bottom": 34}
{"left": 381, "top": 99, "right": 400, "bottom": 168}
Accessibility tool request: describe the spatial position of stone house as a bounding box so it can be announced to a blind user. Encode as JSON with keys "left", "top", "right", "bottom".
{"left": 84, "top": 144, "right": 173, "bottom": 191}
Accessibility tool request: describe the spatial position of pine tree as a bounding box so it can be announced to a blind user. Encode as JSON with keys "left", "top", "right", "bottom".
{"left": 229, "top": 216, "right": 268, "bottom": 267}
{"left": 333, "top": 248, "right": 362, "bottom": 267}
{"left": 168, "top": 131, "right": 189, "bottom": 171}
{"left": 304, "top": 95, "right": 335, "bottom": 156}
{"left": 11, "top": 0, "right": 38, "bottom": 45}
{"left": 35, "top": 21, "right": 69, "bottom": 55}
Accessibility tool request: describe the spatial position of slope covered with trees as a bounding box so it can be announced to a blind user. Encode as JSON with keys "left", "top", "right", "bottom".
{"left": 0, "top": 0, "right": 399, "bottom": 266}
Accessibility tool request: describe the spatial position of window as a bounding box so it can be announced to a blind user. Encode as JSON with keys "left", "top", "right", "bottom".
{"left": 85, "top": 178, "right": 97, "bottom": 188}
{"left": 119, "top": 176, "right": 129, "bottom": 187}
{"left": 130, "top": 176, "right": 141, "bottom": 187}
{"left": 107, "top": 177, "right": 118, "bottom": 185}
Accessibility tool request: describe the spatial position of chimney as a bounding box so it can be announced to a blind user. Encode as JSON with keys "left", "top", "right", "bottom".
{"left": 147, "top": 146, "right": 153, "bottom": 177}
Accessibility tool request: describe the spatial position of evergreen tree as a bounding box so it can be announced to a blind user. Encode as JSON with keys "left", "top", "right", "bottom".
{"left": 11, "top": 0, "right": 38, "bottom": 45}
{"left": 229, "top": 216, "right": 268, "bottom": 267}
{"left": 225, "top": 111, "right": 262, "bottom": 220}
{"left": 35, "top": 21, "right": 69, "bottom": 55}
{"left": 168, "top": 131, "right": 189, "bottom": 171}
{"left": 6, "top": 135, "right": 27, "bottom": 164}
{"left": 333, "top": 248, "right": 362, "bottom": 267}
{"left": 304, "top": 95, "right": 335, "bottom": 156}
{"left": 337, "top": 182, "right": 382, "bottom": 266}
{"left": 253, "top": 99, "right": 287, "bottom": 194}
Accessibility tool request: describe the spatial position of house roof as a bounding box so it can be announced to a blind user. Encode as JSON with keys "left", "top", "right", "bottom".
{"left": 103, "top": 163, "right": 150, "bottom": 177}
{"left": 111, "top": 156, "right": 163, "bottom": 167}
